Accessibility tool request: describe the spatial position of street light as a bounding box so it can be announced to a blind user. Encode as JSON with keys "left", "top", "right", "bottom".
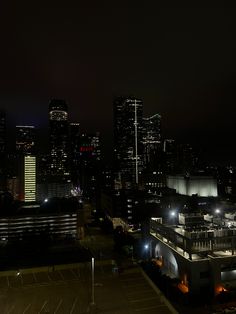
{"left": 144, "top": 243, "right": 152, "bottom": 260}
{"left": 170, "top": 210, "right": 177, "bottom": 225}
{"left": 91, "top": 257, "right": 95, "bottom": 306}
{"left": 214, "top": 209, "right": 222, "bottom": 226}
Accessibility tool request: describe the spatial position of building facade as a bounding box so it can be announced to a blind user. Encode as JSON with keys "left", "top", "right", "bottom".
{"left": 24, "top": 156, "right": 36, "bottom": 202}
{"left": 0, "top": 209, "right": 78, "bottom": 242}
{"left": 113, "top": 96, "right": 143, "bottom": 189}
{"left": 16, "top": 125, "right": 35, "bottom": 155}
{"left": 167, "top": 175, "right": 218, "bottom": 197}
{"left": 0, "top": 110, "right": 6, "bottom": 190}
{"left": 150, "top": 213, "right": 236, "bottom": 297}
{"left": 48, "top": 99, "right": 70, "bottom": 180}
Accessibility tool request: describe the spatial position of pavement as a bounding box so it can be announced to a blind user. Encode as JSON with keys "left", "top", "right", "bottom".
{"left": 0, "top": 226, "right": 179, "bottom": 313}
{"left": 0, "top": 261, "right": 177, "bottom": 313}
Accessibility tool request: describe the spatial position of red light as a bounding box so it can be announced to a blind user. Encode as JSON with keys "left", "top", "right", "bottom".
{"left": 80, "top": 146, "right": 94, "bottom": 152}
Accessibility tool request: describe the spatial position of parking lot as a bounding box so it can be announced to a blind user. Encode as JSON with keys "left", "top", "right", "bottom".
{"left": 0, "top": 265, "right": 90, "bottom": 313}
{"left": 0, "top": 262, "right": 177, "bottom": 313}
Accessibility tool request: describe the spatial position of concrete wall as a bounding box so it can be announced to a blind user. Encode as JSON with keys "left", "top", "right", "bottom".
{"left": 151, "top": 237, "right": 211, "bottom": 295}
{"left": 167, "top": 175, "right": 218, "bottom": 197}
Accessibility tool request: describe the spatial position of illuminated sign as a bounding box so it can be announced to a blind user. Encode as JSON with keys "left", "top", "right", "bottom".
{"left": 80, "top": 146, "right": 94, "bottom": 152}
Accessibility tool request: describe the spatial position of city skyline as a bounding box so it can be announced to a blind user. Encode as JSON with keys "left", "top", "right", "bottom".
{"left": 1, "top": 96, "right": 235, "bottom": 166}
{"left": 0, "top": 4, "right": 235, "bottom": 164}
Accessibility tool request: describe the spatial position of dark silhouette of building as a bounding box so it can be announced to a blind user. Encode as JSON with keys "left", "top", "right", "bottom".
{"left": 70, "top": 122, "right": 80, "bottom": 185}
{"left": 16, "top": 125, "right": 35, "bottom": 155}
{"left": 113, "top": 96, "right": 143, "bottom": 189}
{"left": 14, "top": 126, "right": 36, "bottom": 202}
{"left": 163, "top": 139, "right": 177, "bottom": 174}
{"left": 0, "top": 110, "right": 6, "bottom": 155}
{"left": 143, "top": 113, "right": 161, "bottom": 167}
{"left": 78, "top": 132, "right": 101, "bottom": 201}
{"left": 142, "top": 113, "right": 165, "bottom": 194}
{"left": 48, "top": 99, "right": 70, "bottom": 180}
{"left": 0, "top": 110, "right": 6, "bottom": 191}
{"left": 36, "top": 100, "right": 72, "bottom": 201}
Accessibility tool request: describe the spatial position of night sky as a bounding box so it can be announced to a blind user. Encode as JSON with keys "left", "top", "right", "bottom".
{"left": 0, "top": 3, "right": 236, "bottom": 164}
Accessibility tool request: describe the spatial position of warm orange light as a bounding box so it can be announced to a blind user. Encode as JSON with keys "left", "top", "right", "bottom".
{"left": 178, "top": 283, "right": 189, "bottom": 293}
{"left": 215, "top": 285, "right": 227, "bottom": 294}
{"left": 152, "top": 258, "right": 163, "bottom": 267}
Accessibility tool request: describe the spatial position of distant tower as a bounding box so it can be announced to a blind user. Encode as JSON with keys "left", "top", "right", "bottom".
{"left": 0, "top": 110, "right": 6, "bottom": 154}
{"left": 70, "top": 122, "right": 80, "bottom": 184}
{"left": 24, "top": 156, "right": 36, "bottom": 202}
{"left": 163, "top": 139, "right": 177, "bottom": 174}
{"left": 36, "top": 99, "right": 72, "bottom": 201}
{"left": 142, "top": 114, "right": 165, "bottom": 194}
{"left": 0, "top": 110, "right": 6, "bottom": 190}
{"left": 143, "top": 114, "right": 161, "bottom": 166}
{"left": 49, "top": 99, "right": 70, "bottom": 179}
{"left": 113, "top": 96, "right": 143, "bottom": 189}
{"left": 78, "top": 132, "right": 101, "bottom": 199}
{"left": 14, "top": 126, "right": 36, "bottom": 202}
{"left": 16, "top": 125, "right": 35, "bottom": 155}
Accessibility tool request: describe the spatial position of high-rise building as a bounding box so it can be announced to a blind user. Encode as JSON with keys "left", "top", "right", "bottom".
{"left": 16, "top": 125, "right": 35, "bottom": 155}
{"left": 70, "top": 123, "right": 80, "bottom": 185}
{"left": 36, "top": 100, "right": 72, "bottom": 201}
{"left": 113, "top": 96, "right": 143, "bottom": 189}
{"left": 142, "top": 114, "right": 165, "bottom": 195}
{"left": 163, "top": 139, "right": 177, "bottom": 174}
{"left": 24, "top": 156, "right": 36, "bottom": 202}
{"left": 0, "top": 110, "right": 6, "bottom": 154}
{"left": 143, "top": 113, "right": 161, "bottom": 166}
{"left": 78, "top": 132, "right": 101, "bottom": 199}
{"left": 0, "top": 110, "right": 6, "bottom": 190}
{"left": 49, "top": 99, "right": 70, "bottom": 180}
{"left": 176, "top": 143, "right": 199, "bottom": 174}
{"left": 14, "top": 126, "right": 36, "bottom": 201}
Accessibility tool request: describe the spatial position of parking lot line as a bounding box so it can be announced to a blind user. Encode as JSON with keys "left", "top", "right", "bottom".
{"left": 38, "top": 300, "right": 48, "bottom": 313}
{"left": 6, "top": 305, "right": 15, "bottom": 314}
{"left": 23, "top": 303, "right": 31, "bottom": 314}
{"left": 71, "top": 268, "right": 80, "bottom": 278}
{"left": 20, "top": 274, "right": 25, "bottom": 285}
{"left": 47, "top": 273, "right": 52, "bottom": 281}
{"left": 58, "top": 270, "right": 64, "bottom": 280}
{"left": 54, "top": 299, "right": 63, "bottom": 314}
{"left": 70, "top": 297, "right": 78, "bottom": 314}
{"left": 33, "top": 273, "right": 37, "bottom": 283}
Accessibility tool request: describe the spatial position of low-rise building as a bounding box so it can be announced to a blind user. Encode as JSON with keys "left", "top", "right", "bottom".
{"left": 149, "top": 213, "right": 236, "bottom": 297}
{"left": 0, "top": 205, "right": 78, "bottom": 243}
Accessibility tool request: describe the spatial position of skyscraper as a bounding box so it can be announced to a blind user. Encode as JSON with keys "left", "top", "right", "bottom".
{"left": 49, "top": 99, "right": 70, "bottom": 179}
{"left": 113, "top": 97, "right": 143, "bottom": 189}
{"left": 14, "top": 126, "right": 36, "bottom": 202}
{"left": 16, "top": 125, "right": 35, "bottom": 155}
{"left": 24, "top": 155, "right": 36, "bottom": 202}
{"left": 78, "top": 132, "right": 101, "bottom": 199}
{"left": 0, "top": 110, "right": 6, "bottom": 190}
{"left": 0, "top": 110, "right": 6, "bottom": 154}
{"left": 70, "top": 122, "right": 80, "bottom": 185}
{"left": 36, "top": 100, "right": 72, "bottom": 201}
{"left": 142, "top": 113, "right": 165, "bottom": 194}
{"left": 143, "top": 113, "right": 161, "bottom": 167}
{"left": 163, "top": 139, "right": 177, "bottom": 174}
